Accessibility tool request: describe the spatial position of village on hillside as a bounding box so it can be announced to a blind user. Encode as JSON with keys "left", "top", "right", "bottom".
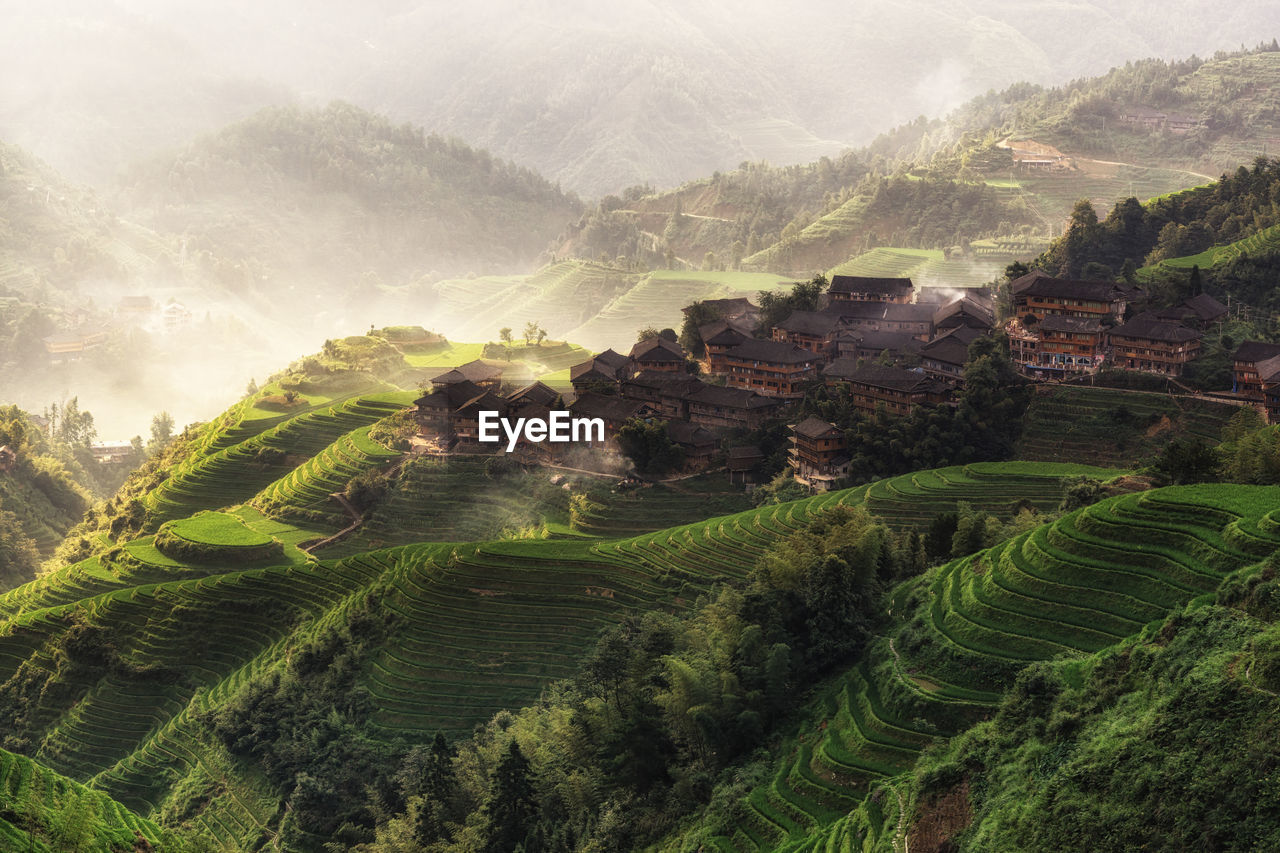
{"left": 407, "top": 271, "right": 1274, "bottom": 490}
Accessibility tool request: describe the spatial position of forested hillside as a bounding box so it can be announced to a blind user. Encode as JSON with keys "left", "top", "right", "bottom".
{"left": 117, "top": 102, "right": 582, "bottom": 303}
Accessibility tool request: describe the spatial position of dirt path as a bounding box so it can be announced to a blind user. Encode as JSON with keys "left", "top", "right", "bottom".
{"left": 893, "top": 784, "right": 911, "bottom": 853}
{"left": 299, "top": 492, "right": 363, "bottom": 554}
{"left": 1077, "top": 157, "right": 1215, "bottom": 182}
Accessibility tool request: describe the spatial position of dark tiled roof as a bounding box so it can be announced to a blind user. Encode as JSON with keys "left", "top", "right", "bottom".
{"left": 506, "top": 381, "right": 560, "bottom": 407}
{"left": 666, "top": 420, "right": 717, "bottom": 447}
{"left": 823, "top": 361, "right": 945, "bottom": 392}
{"left": 824, "top": 301, "right": 889, "bottom": 320}
{"left": 684, "top": 297, "right": 758, "bottom": 317}
{"left": 1157, "top": 293, "right": 1227, "bottom": 323}
{"left": 775, "top": 309, "right": 842, "bottom": 337}
{"left": 1234, "top": 341, "right": 1280, "bottom": 364}
{"left": 452, "top": 391, "right": 508, "bottom": 417}
{"left": 793, "top": 416, "right": 841, "bottom": 439}
{"left": 829, "top": 275, "right": 914, "bottom": 296}
{"left": 699, "top": 320, "right": 753, "bottom": 346}
{"left": 415, "top": 380, "right": 486, "bottom": 409}
{"left": 886, "top": 303, "right": 935, "bottom": 321}
{"left": 686, "top": 384, "right": 783, "bottom": 410}
{"left": 594, "top": 348, "right": 632, "bottom": 371}
{"left": 437, "top": 359, "right": 504, "bottom": 383}
{"left": 624, "top": 372, "right": 705, "bottom": 396}
{"left": 1038, "top": 315, "right": 1103, "bottom": 333}
{"left": 722, "top": 339, "right": 819, "bottom": 365}
{"left": 934, "top": 296, "right": 996, "bottom": 328}
{"left": 844, "top": 330, "right": 925, "bottom": 354}
{"left": 570, "top": 361, "right": 619, "bottom": 383}
{"left": 1019, "top": 276, "right": 1129, "bottom": 302}
{"left": 1257, "top": 354, "right": 1280, "bottom": 383}
{"left": 569, "top": 393, "right": 653, "bottom": 422}
{"left": 631, "top": 336, "right": 687, "bottom": 362}
{"left": 1109, "top": 312, "right": 1201, "bottom": 344}
{"left": 919, "top": 333, "right": 972, "bottom": 367}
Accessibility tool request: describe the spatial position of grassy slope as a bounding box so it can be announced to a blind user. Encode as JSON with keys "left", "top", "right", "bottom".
{"left": 0, "top": 747, "right": 178, "bottom": 852}
{"left": 1017, "top": 385, "right": 1241, "bottom": 469}
{"left": 659, "top": 483, "right": 1280, "bottom": 852}
{"left": 0, "top": 393, "right": 1110, "bottom": 849}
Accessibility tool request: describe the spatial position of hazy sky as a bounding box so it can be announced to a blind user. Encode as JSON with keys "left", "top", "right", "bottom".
{"left": 3, "top": 0, "right": 1278, "bottom": 193}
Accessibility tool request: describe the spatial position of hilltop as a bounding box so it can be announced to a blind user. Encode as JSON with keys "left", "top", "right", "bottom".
{"left": 116, "top": 102, "right": 583, "bottom": 306}
{"left": 561, "top": 47, "right": 1280, "bottom": 281}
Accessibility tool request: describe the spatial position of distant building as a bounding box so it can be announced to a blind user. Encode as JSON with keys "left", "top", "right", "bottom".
{"left": 569, "top": 349, "right": 633, "bottom": 393}
{"left": 1107, "top": 312, "right": 1202, "bottom": 376}
{"left": 162, "top": 302, "right": 192, "bottom": 331}
{"left": 620, "top": 371, "right": 704, "bottom": 420}
{"left": 933, "top": 295, "right": 995, "bottom": 334}
{"left": 710, "top": 339, "right": 821, "bottom": 398}
{"left": 1231, "top": 341, "right": 1280, "bottom": 400}
{"left": 833, "top": 329, "right": 924, "bottom": 363}
{"left": 699, "top": 320, "right": 753, "bottom": 360}
{"left": 685, "top": 384, "right": 783, "bottom": 430}
{"left": 666, "top": 421, "right": 718, "bottom": 470}
{"left": 432, "top": 359, "right": 506, "bottom": 389}
{"left": 789, "top": 417, "right": 849, "bottom": 490}
{"left": 630, "top": 336, "right": 688, "bottom": 373}
{"left": 920, "top": 326, "right": 984, "bottom": 381}
{"left": 90, "top": 441, "right": 136, "bottom": 464}
{"left": 1153, "top": 293, "right": 1228, "bottom": 329}
{"left": 825, "top": 301, "right": 935, "bottom": 339}
{"left": 1008, "top": 315, "right": 1106, "bottom": 377}
{"left": 506, "top": 381, "right": 561, "bottom": 413}
{"left": 684, "top": 297, "right": 761, "bottom": 329}
{"left": 828, "top": 275, "right": 914, "bottom": 304}
{"left": 568, "top": 393, "right": 658, "bottom": 435}
{"left": 822, "top": 362, "right": 952, "bottom": 415}
{"left": 771, "top": 310, "right": 843, "bottom": 356}
{"left": 1011, "top": 271, "right": 1135, "bottom": 322}
{"left": 727, "top": 446, "right": 765, "bottom": 485}
{"left": 414, "top": 380, "right": 488, "bottom": 435}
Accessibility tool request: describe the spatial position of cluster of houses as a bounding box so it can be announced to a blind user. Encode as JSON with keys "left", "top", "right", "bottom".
{"left": 39, "top": 296, "right": 195, "bottom": 361}
{"left": 409, "top": 269, "right": 1280, "bottom": 490}
{"left": 1005, "top": 270, "right": 1225, "bottom": 378}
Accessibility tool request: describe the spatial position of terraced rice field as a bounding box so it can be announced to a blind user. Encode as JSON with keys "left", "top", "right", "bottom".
{"left": 680, "top": 483, "right": 1280, "bottom": 853}
{"left": 0, "top": 747, "right": 170, "bottom": 851}
{"left": 0, "top": 462, "right": 1100, "bottom": 848}
{"left": 145, "top": 392, "right": 413, "bottom": 524}
{"left": 1141, "top": 221, "right": 1280, "bottom": 276}
{"left": 1018, "top": 385, "right": 1238, "bottom": 467}
{"left": 827, "top": 247, "right": 1005, "bottom": 289}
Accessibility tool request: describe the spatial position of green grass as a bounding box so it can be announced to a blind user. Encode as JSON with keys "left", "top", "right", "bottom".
{"left": 661, "top": 482, "right": 1280, "bottom": 853}
{"left": 163, "top": 512, "right": 274, "bottom": 548}
{"left": 401, "top": 342, "right": 488, "bottom": 368}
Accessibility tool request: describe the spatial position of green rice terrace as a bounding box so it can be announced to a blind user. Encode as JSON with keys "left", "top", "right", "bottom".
{"left": 0, "top": 746, "right": 174, "bottom": 852}
{"left": 0, "top": 390, "right": 1120, "bottom": 849}
{"left": 661, "top": 483, "right": 1280, "bottom": 852}
{"left": 0, "top": 376, "right": 1273, "bottom": 850}
{"left": 1018, "top": 384, "right": 1240, "bottom": 468}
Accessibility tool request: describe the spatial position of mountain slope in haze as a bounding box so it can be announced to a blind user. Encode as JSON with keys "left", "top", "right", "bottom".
{"left": 116, "top": 102, "right": 582, "bottom": 314}
{"left": 6, "top": 1, "right": 1280, "bottom": 195}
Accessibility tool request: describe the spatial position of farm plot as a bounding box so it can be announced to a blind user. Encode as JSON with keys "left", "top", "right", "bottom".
{"left": 670, "top": 482, "right": 1280, "bottom": 853}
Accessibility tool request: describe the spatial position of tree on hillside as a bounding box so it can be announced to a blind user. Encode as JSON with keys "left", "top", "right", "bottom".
{"left": 499, "top": 327, "right": 512, "bottom": 347}
{"left": 636, "top": 326, "right": 660, "bottom": 342}
{"left": 481, "top": 741, "right": 539, "bottom": 853}
{"left": 756, "top": 274, "right": 828, "bottom": 335}
{"left": 679, "top": 301, "right": 723, "bottom": 357}
{"left": 616, "top": 418, "right": 684, "bottom": 474}
{"left": 522, "top": 322, "right": 538, "bottom": 345}
{"left": 149, "top": 411, "right": 175, "bottom": 455}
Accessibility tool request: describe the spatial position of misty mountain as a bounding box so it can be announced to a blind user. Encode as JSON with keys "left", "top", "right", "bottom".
{"left": 115, "top": 102, "right": 582, "bottom": 304}
{"left": 4, "top": 1, "right": 1278, "bottom": 196}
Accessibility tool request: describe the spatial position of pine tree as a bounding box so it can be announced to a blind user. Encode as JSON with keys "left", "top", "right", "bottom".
{"left": 481, "top": 740, "right": 538, "bottom": 853}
